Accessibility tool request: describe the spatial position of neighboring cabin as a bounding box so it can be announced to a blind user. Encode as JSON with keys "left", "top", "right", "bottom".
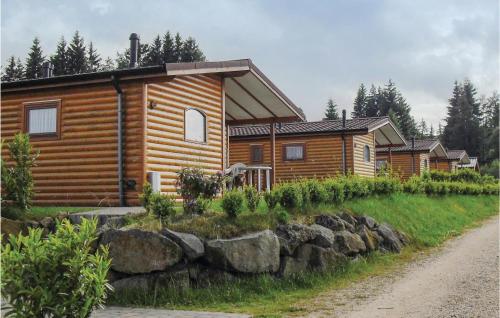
{"left": 376, "top": 139, "right": 448, "bottom": 179}
{"left": 1, "top": 34, "right": 304, "bottom": 206}
{"left": 228, "top": 116, "right": 406, "bottom": 182}
{"left": 436, "top": 149, "right": 470, "bottom": 172}
{"left": 457, "top": 156, "right": 480, "bottom": 172}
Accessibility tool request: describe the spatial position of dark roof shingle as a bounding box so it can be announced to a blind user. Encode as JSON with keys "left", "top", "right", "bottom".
{"left": 229, "top": 117, "right": 390, "bottom": 137}
{"left": 446, "top": 150, "right": 467, "bottom": 160}
{"left": 376, "top": 139, "right": 439, "bottom": 152}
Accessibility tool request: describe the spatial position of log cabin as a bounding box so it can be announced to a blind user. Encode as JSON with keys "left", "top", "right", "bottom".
{"left": 376, "top": 139, "right": 448, "bottom": 179}
{"left": 457, "top": 156, "right": 479, "bottom": 172}
{"left": 1, "top": 34, "right": 305, "bottom": 206}
{"left": 433, "top": 149, "right": 470, "bottom": 172}
{"left": 228, "top": 115, "right": 407, "bottom": 184}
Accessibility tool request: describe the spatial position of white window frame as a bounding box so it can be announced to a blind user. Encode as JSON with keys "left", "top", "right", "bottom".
{"left": 24, "top": 100, "right": 61, "bottom": 140}
{"left": 184, "top": 107, "right": 207, "bottom": 143}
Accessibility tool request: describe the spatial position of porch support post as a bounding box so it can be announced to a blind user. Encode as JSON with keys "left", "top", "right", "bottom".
{"left": 270, "top": 121, "right": 276, "bottom": 188}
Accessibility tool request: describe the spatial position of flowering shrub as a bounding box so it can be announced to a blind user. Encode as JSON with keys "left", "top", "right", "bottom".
{"left": 177, "top": 168, "right": 225, "bottom": 214}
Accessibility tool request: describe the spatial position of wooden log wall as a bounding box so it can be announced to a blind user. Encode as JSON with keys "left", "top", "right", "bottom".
{"left": 229, "top": 133, "right": 373, "bottom": 182}
{"left": 431, "top": 159, "right": 451, "bottom": 172}
{"left": 352, "top": 132, "right": 375, "bottom": 177}
{"left": 377, "top": 151, "right": 431, "bottom": 179}
{"left": 1, "top": 81, "right": 144, "bottom": 206}
{"left": 145, "top": 75, "right": 223, "bottom": 196}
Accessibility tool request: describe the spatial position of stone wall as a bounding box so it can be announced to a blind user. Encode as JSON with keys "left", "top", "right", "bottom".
{"left": 95, "top": 212, "right": 409, "bottom": 293}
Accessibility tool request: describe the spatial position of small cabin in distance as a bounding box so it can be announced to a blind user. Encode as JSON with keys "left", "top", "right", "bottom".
{"left": 228, "top": 116, "right": 406, "bottom": 184}
{"left": 376, "top": 139, "right": 448, "bottom": 179}
{"left": 433, "top": 149, "right": 470, "bottom": 172}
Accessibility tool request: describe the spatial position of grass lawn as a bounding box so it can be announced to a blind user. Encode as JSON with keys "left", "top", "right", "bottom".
{"left": 4, "top": 206, "right": 95, "bottom": 221}
{"left": 112, "top": 194, "right": 499, "bottom": 317}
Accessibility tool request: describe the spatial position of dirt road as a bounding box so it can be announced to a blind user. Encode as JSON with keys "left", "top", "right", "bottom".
{"left": 304, "top": 216, "right": 499, "bottom": 318}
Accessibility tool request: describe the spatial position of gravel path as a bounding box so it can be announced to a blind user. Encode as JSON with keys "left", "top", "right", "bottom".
{"left": 303, "top": 216, "right": 499, "bottom": 318}
{"left": 91, "top": 307, "right": 249, "bottom": 318}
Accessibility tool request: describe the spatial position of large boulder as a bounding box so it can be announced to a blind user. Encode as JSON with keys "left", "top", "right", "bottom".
{"left": 100, "top": 229, "right": 182, "bottom": 274}
{"left": 188, "top": 264, "right": 236, "bottom": 287}
{"left": 357, "top": 225, "right": 382, "bottom": 252}
{"left": 1, "top": 217, "right": 27, "bottom": 241}
{"left": 275, "top": 223, "right": 318, "bottom": 255}
{"left": 356, "top": 215, "right": 377, "bottom": 230}
{"left": 377, "top": 224, "right": 403, "bottom": 253}
{"left": 309, "top": 224, "right": 336, "bottom": 248}
{"left": 39, "top": 217, "right": 56, "bottom": 233}
{"left": 280, "top": 244, "right": 346, "bottom": 276}
{"left": 339, "top": 212, "right": 358, "bottom": 228}
{"left": 205, "top": 230, "right": 280, "bottom": 273}
{"left": 112, "top": 269, "right": 190, "bottom": 293}
{"left": 315, "top": 215, "right": 354, "bottom": 233}
{"left": 333, "top": 231, "right": 366, "bottom": 256}
{"left": 162, "top": 229, "right": 204, "bottom": 261}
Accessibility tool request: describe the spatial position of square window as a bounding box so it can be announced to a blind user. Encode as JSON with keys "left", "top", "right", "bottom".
{"left": 250, "top": 145, "right": 263, "bottom": 163}
{"left": 284, "top": 144, "right": 305, "bottom": 161}
{"left": 24, "top": 101, "right": 60, "bottom": 139}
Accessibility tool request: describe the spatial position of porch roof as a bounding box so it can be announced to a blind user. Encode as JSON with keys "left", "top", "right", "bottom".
{"left": 377, "top": 139, "right": 448, "bottom": 158}
{"left": 229, "top": 116, "right": 407, "bottom": 147}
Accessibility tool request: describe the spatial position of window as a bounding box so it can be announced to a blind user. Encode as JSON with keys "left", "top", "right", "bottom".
{"left": 250, "top": 145, "right": 263, "bottom": 163}
{"left": 376, "top": 159, "right": 388, "bottom": 171}
{"left": 283, "top": 144, "right": 305, "bottom": 161}
{"left": 24, "top": 101, "right": 60, "bottom": 139}
{"left": 185, "top": 108, "right": 206, "bottom": 143}
{"left": 363, "top": 145, "right": 371, "bottom": 162}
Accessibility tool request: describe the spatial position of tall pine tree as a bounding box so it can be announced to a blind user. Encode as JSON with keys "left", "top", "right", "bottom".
{"left": 50, "top": 37, "right": 68, "bottom": 76}
{"left": 352, "top": 83, "right": 367, "bottom": 118}
{"left": 324, "top": 98, "right": 339, "bottom": 120}
{"left": 25, "top": 37, "right": 44, "bottom": 79}
{"left": 365, "top": 85, "right": 379, "bottom": 117}
{"left": 162, "top": 31, "right": 175, "bottom": 63}
{"left": 67, "top": 31, "right": 88, "bottom": 74}
{"left": 87, "top": 42, "right": 101, "bottom": 72}
{"left": 2, "top": 56, "right": 24, "bottom": 81}
{"left": 143, "top": 35, "right": 162, "bottom": 66}
{"left": 181, "top": 37, "right": 206, "bottom": 62}
{"left": 172, "top": 33, "right": 183, "bottom": 63}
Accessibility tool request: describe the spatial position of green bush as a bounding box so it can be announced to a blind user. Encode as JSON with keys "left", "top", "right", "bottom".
{"left": 1, "top": 133, "right": 39, "bottom": 212}
{"left": 275, "top": 210, "right": 290, "bottom": 224}
{"left": 403, "top": 176, "right": 425, "bottom": 194}
{"left": 429, "top": 169, "right": 495, "bottom": 184}
{"left": 222, "top": 190, "right": 244, "bottom": 218}
{"left": 1, "top": 218, "right": 112, "bottom": 317}
{"left": 278, "top": 183, "right": 303, "bottom": 211}
{"left": 303, "top": 179, "right": 327, "bottom": 206}
{"left": 176, "top": 168, "right": 225, "bottom": 214}
{"left": 139, "top": 182, "right": 154, "bottom": 212}
{"left": 244, "top": 186, "right": 261, "bottom": 212}
{"left": 481, "top": 160, "right": 499, "bottom": 179}
{"left": 148, "top": 192, "right": 176, "bottom": 223}
{"left": 323, "top": 179, "right": 345, "bottom": 204}
{"left": 264, "top": 189, "right": 280, "bottom": 210}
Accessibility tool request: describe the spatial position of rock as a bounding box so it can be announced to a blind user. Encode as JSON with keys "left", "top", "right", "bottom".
{"left": 315, "top": 214, "right": 354, "bottom": 232}
{"left": 357, "top": 225, "right": 381, "bottom": 252}
{"left": 188, "top": 265, "right": 236, "bottom": 287}
{"left": 100, "top": 229, "right": 182, "bottom": 274}
{"left": 112, "top": 269, "right": 190, "bottom": 293}
{"left": 1, "top": 217, "right": 27, "bottom": 241}
{"left": 162, "top": 229, "right": 205, "bottom": 261}
{"left": 377, "top": 224, "right": 403, "bottom": 253}
{"left": 309, "top": 224, "right": 336, "bottom": 248}
{"left": 333, "top": 231, "right": 366, "bottom": 256}
{"left": 39, "top": 217, "right": 56, "bottom": 233}
{"left": 205, "top": 230, "right": 280, "bottom": 273}
{"left": 106, "top": 269, "right": 128, "bottom": 283}
{"left": 396, "top": 230, "right": 410, "bottom": 246}
{"left": 275, "top": 223, "right": 318, "bottom": 255}
{"left": 356, "top": 215, "right": 377, "bottom": 230}
{"left": 339, "top": 212, "right": 358, "bottom": 227}
{"left": 280, "top": 244, "right": 346, "bottom": 276}
{"left": 24, "top": 220, "right": 41, "bottom": 229}
{"left": 56, "top": 212, "right": 70, "bottom": 222}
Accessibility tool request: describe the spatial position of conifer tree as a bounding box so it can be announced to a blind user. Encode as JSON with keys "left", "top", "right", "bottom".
{"left": 87, "top": 42, "right": 101, "bottom": 72}
{"left": 324, "top": 98, "right": 339, "bottom": 120}
{"left": 143, "top": 35, "right": 162, "bottom": 66}
{"left": 172, "top": 33, "right": 183, "bottom": 63}
{"left": 365, "top": 85, "right": 379, "bottom": 117}
{"left": 67, "top": 31, "right": 88, "bottom": 74}
{"left": 181, "top": 37, "right": 206, "bottom": 62}
{"left": 25, "top": 37, "right": 44, "bottom": 79}
{"left": 2, "top": 56, "right": 21, "bottom": 81}
{"left": 429, "top": 124, "right": 435, "bottom": 138}
{"left": 162, "top": 31, "right": 175, "bottom": 63}
{"left": 51, "top": 37, "right": 68, "bottom": 76}
{"left": 352, "top": 83, "right": 367, "bottom": 118}
{"left": 101, "top": 57, "right": 115, "bottom": 71}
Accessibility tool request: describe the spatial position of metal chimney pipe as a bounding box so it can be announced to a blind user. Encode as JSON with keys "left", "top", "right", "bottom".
{"left": 342, "top": 109, "right": 346, "bottom": 128}
{"left": 129, "top": 33, "right": 140, "bottom": 68}
{"left": 42, "top": 61, "right": 53, "bottom": 78}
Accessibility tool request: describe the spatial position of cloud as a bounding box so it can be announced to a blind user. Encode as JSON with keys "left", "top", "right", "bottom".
{"left": 1, "top": 0, "right": 498, "bottom": 127}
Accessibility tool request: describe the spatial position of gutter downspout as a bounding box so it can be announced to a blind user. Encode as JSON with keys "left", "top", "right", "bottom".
{"left": 111, "top": 75, "right": 125, "bottom": 207}
{"left": 341, "top": 110, "right": 347, "bottom": 175}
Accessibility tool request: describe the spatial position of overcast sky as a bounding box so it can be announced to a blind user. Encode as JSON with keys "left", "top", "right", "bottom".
{"left": 2, "top": 0, "right": 498, "bottom": 127}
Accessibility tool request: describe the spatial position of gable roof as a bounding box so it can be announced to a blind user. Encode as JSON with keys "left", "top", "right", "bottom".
{"left": 229, "top": 116, "right": 407, "bottom": 146}
{"left": 377, "top": 139, "right": 448, "bottom": 158}
{"left": 458, "top": 156, "right": 478, "bottom": 169}
{"left": 2, "top": 59, "right": 305, "bottom": 123}
{"left": 446, "top": 149, "right": 470, "bottom": 164}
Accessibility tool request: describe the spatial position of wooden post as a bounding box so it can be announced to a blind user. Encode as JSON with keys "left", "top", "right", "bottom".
{"left": 257, "top": 169, "right": 262, "bottom": 192}
{"left": 270, "top": 121, "right": 276, "bottom": 188}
